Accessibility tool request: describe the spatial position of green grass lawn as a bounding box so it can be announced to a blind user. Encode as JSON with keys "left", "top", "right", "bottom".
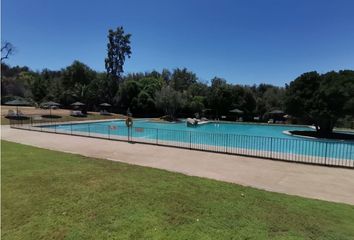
{"left": 2, "top": 140, "right": 354, "bottom": 240}
{"left": 1, "top": 116, "right": 11, "bottom": 124}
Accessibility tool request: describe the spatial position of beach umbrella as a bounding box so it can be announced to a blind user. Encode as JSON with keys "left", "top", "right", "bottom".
{"left": 71, "top": 101, "right": 85, "bottom": 106}
{"left": 41, "top": 101, "right": 61, "bottom": 117}
{"left": 99, "top": 103, "right": 112, "bottom": 107}
{"left": 71, "top": 102, "right": 85, "bottom": 109}
{"left": 42, "top": 101, "right": 60, "bottom": 107}
{"left": 268, "top": 110, "right": 285, "bottom": 121}
{"left": 5, "top": 99, "right": 31, "bottom": 115}
{"left": 229, "top": 108, "right": 244, "bottom": 114}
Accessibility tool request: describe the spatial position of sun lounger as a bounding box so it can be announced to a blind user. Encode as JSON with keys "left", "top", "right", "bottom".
{"left": 6, "top": 110, "right": 16, "bottom": 117}
{"left": 71, "top": 110, "right": 86, "bottom": 117}
{"left": 268, "top": 119, "right": 274, "bottom": 124}
{"left": 5, "top": 109, "right": 29, "bottom": 120}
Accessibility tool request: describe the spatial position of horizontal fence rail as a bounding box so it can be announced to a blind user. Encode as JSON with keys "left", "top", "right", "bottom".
{"left": 9, "top": 117, "right": 354, "bottom": 168}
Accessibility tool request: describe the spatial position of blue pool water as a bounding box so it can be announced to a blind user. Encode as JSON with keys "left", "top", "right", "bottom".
{"left": 46, "top": 120, "right": 354, "bottom": 161}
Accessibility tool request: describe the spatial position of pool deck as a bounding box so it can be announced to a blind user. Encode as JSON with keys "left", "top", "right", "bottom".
{"left": 2, "top": 125, "right": 354, "bottom": 205}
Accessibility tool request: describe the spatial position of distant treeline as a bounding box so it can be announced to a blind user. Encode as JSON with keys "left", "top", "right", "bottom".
{"left": 1, "top": 62, "right": 285, "bottom": 120}
{"left": 1, "top": 62, "right": 354, "bottom": 132}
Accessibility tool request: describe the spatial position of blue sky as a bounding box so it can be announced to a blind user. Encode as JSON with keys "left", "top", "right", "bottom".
{"left": 2, "top": 0, "right": 354, "bottom": 86}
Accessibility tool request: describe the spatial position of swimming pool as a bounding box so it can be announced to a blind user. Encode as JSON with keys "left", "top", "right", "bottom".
{"left": 43, "top": 120, "right": 354, "bottom": 163}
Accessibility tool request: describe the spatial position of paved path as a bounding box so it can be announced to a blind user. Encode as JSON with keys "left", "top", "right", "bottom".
{"left": 2, "top": 125, "right": 354, "bottom": 205}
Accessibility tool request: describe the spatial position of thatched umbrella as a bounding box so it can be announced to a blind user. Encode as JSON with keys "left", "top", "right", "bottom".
{"left": 71, "top": 102, "right": 85, "bottom": 109}
{"left": 268, "top": 110, "right": 285, "bottom": 121}
{"left": 229, "top": 108, "right": 244, "bottom": 114}
{"left": 100, "top": 103, "right": 111, "bottom": 107}
{"left": 229, "top": 108, "right": 244, "bottom": 120}
{"left": 42, "top": 101, "right": 61, "bottom": 117}
{"left": 5, "top": 99, "right": 31, "bottom": 115}
{"left": 99, "top": 103, "right": 112, "bottom": 115}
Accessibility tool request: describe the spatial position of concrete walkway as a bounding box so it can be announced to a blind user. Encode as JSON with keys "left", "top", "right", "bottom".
{"left": 2, "top": 125, "right": 354, "bottom": 205}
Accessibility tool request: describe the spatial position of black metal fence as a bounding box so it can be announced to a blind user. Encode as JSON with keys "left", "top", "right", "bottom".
{"left": 9, "top": 117, "right": 354, "bottom": 168}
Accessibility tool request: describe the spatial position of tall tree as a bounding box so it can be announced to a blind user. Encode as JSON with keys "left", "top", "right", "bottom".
{"left": 155, "top": 86, "right": 184, "bottom": 119}
{"left": 170, "top": 68, "right": 197, "bottom": 91}
{"left": 285, "top": 71, "right": 354, "bottom": 135}
{"left": 1, "top": 63, "right": 35, "bottom": 100}
{"left": 189, "top": 96, "right": 205, "bottom": 114}
{"left": 208, "top": 77, "right": 233, "bottom": 117}
{"left": 116, "top": 79, "right": 140, "bottom": 111}
{"left": 31, "top": 76, "right": 48, "bottom": 102}
{"left": 60, "top": 61, "right": 96, "bottom": 106}
{"left": 104, "top": 27, "right": 132, "bottom": 103}
{"left": 62, "top": 61, "right": 95, "bottom": 89}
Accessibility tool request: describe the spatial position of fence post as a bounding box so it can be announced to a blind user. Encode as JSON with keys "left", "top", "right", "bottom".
{"left": 270, "top": 137, "right": 273, "bottom": 159}
{"left": 156, "top": 128, "right": 159, "bottom": 144}
{"left": 88, "top": 124, "right": 90, "bottom": 137}
{"left": 189, "top": 131, "right": 192, "bottom": 149}
{"left": 226, "top": 134, "right": 229, "bottom": 153}
{"left": 324, "top": 142, "right": 328, "bottom": 165}
{"left": 70, "top": 124, "right": 73, "bottom": 135}
{"left": 108, "top": 126, "right": 110, "bottom": 139}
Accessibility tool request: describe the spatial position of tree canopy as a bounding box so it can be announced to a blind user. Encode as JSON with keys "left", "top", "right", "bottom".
{"left": 2, "top": 61, "right": 353, "bottom": 130}
{"left": 104, "top": 26, "right": 132, "bottom": 103}
{"left": 105, "top": 26, "right": 132, "bottom": 83}
{"left": 285, "top": 70, "right": 354, "bottom": 134}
